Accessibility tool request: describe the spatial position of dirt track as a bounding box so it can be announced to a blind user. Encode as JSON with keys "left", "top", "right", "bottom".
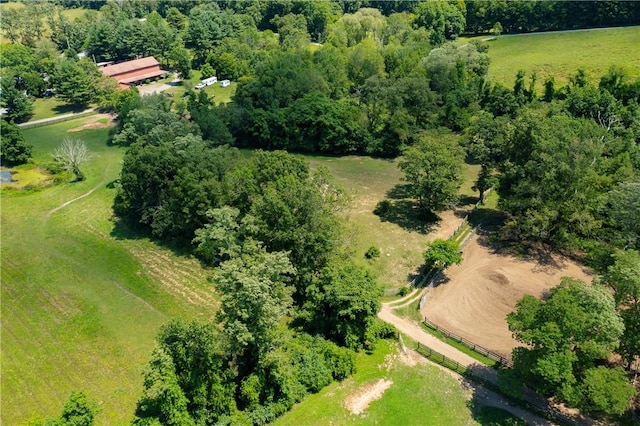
{"left": 421, "top": 232, "right": 592, "bottom": 358}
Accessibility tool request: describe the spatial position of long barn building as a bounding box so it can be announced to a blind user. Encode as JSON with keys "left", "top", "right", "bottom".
{"left": 100, "top": 57, "right": 167, "bottom": 89}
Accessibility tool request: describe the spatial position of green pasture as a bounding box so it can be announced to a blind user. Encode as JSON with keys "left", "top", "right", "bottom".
{"left": 1, "top": 118, "right": 215, "bottom": 425}
{"left": 275, "top": 340, "right": 479, "bottom": 426}
{"left": 468, "top": 26, "right": 640, "bottom": 91}
{"left": 305, "top": 150, "right": 480, "bottom": 294}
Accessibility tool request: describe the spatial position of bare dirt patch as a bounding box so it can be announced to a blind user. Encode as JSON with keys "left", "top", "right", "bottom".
{"left": 421, "top": 233, "right": 592, "bottom": 358}
{"left": 344, "top": 379, "right": 394, "bottom": 415}
{"left": 67, "top": 114, "right": 115, "bottom": 132}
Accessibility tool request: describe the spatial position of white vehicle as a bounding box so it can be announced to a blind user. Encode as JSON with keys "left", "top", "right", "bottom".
{"left": 220, "top": 79, "right": 230, "bottom": 88}
{"left": 195, "top": 82, "right": 206, "bottom": 89}
{"left": 202, "top": 77, "right": 217, "bottom": 86}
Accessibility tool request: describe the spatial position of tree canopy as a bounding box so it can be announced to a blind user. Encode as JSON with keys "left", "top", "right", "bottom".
{"left": 504, "top": 278, "right": 634, "bottom": 415}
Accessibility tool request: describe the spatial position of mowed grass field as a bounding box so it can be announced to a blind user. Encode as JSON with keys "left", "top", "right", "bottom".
{"left": 468, "top": 26, "right": 640, "bottom": 91}
{"left": 1, "top": 119, "right": 217, "bottom": 425}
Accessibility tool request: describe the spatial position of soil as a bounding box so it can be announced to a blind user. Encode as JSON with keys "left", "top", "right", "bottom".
{"left": 67, "top": 114, "right": 116, "bottom": 132}
{"left": 420, "top": 232, "right": 593, "bottom": 358}
{"left": 344, "top": 379, "right": 394, "bottom": 415}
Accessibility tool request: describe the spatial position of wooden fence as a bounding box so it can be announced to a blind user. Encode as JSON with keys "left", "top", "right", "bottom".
{"left": 423, "top": 317, "right": 513, "bottom": 367}
{"left": 415, "top": 342, "right": 467, "bottom": 375}
{"left": 413, "top": 340, "right": 577, "bottom": 426}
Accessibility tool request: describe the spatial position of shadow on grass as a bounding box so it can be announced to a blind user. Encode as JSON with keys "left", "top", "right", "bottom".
{"left": 377, "top": 199, "right": 440, "bottom": 234}
{"left": 470, "top": 404, "right": 528, "bottom": 426}
{"left": 374, "top": 184, "right": 442, "bottom": 234}
{"left": 52, "top": 103, "right": 89, "bottom": 115}
{"left": 109, "top": 216, "right": 196, "bottom": 260}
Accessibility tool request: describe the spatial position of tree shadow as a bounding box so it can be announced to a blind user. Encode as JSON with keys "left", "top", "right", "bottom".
{"left": 429, "top": 271, "right": 451, "bottom": 288}
{"left": 53, "top": 104, "right": 88, "bottom": 115}
{"left": 110, "top": 216, "right": 198, "bottom": 261}
{"left": 374, "top": 184, "right": 442, "bottom": 234}
{"left": 110, "top": 216, "right": 146, "bottom": 241}
{"left": 468, "top": 207, "right": 507, "bottom": 230}
{"left": 386, "top": 183, "right": 412, "bottom": 200}
{"left": 376, "top": 199, "right": 440, "bottom": 234}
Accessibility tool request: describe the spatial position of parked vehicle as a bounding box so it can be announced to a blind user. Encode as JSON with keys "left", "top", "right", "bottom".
{"left": 202, "top": 77, "right": 217, "bottom": 86}
{"left": 220, "top": 79, "right": 230, "bottom": 88}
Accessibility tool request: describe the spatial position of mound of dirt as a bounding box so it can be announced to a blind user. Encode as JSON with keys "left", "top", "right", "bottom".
{"left": 421, "top": 234, "right": 592, "bottom": 358}
{"left": 344, "top": 379, "right": 393, "bottom": 415}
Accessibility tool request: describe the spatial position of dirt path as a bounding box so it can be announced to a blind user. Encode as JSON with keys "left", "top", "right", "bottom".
{"left": 379, "top": 305, "right": 603, "bottom": 425}
{"left": 378, "top": 306, "right": 498, "bottom": 384}
{"left": 46, "top": 183, "right": 103, "bottom": 217}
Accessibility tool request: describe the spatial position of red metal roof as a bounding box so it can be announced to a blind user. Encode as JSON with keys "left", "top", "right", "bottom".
{"left": 100, "top": 57, "right": 160, "bottom": 77}
{"left": 118, "top": 69, "right": 167, "bottom": 84}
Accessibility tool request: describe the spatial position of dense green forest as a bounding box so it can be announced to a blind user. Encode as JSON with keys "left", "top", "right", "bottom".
{"left": 2, "top": 0, "right": 640, "bottom": 424}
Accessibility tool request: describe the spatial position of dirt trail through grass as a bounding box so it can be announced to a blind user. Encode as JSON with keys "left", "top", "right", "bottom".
{"left": 46, "top": 183, "right": 103, "bottom": 217}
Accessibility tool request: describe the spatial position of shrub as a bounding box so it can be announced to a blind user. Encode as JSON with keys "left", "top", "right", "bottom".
{"left": 373, "top": 199, "right": 391, "bottom": 216}
{"left": 397, "top": 286, "right": 411, "bottom": 296}
{"left": 365, "top": 245, "right": 380, "bottom": 259}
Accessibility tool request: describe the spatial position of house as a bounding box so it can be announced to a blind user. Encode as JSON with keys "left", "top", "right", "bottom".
{"left": 100, "top": 57, "right": 167, "bottom": 89}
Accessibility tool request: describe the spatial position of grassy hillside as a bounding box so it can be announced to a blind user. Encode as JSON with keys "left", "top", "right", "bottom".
{"left": 0, "top": 119, "right": 216, "bottom": 425}
{"left": 465, "top": 26, "right": 640, "bottom": 90}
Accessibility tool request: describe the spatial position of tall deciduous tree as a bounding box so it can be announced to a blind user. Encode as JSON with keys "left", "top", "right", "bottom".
{"left": 603, "top": 249, "right": 640, "bottom": 368}
{"left": 505, "top": 278, "right": 629, "bottom": 414}
{"left": 423, "top": 239, "right": 462, "bottom": 271}
{"left": 305, "top": 259, "right": 381, "bottom": 349}
{"left": 398, "top": 131, "right": 464, "bottom": 214}
{"left": 213, "top": 242, "right": 295, "bottom": 363}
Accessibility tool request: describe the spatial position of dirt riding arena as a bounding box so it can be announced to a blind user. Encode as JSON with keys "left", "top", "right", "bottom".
{"left": 420, "top": 232, "right": 592, "bottom": 358}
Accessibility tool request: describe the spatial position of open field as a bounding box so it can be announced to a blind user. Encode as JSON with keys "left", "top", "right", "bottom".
{"left": 1, "top": 118, "right": 216, "bottom": 425}
{"left": 275, "top": 340, "right": 480, "bottom": 426}
{"left": 421, "top": 232, "right": 593, "bottom": 358}
{"left": 1, "top": 115, "right": 479, "bottom": 423}
{"left": 466, "top": 26, "right": 640, "bottom": 91}
{"left": 305, "top": 154, "right": 478, "bottom": 294}
{"left": 31, "top": 97, "right": 92, "bottom": 121}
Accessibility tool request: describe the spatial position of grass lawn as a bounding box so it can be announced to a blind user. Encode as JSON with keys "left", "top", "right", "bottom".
{"left": 31, "top": 97, "right": 94, "bottom": 121}
{"left": 468, "top": 26, "right": 640, "bottom": 91}
{"left": 274, "top": 340, "right": 478, "bottom": 426}
{"left": 304, "top": 152, "right": 480, "bottom": 293}
{"left": 166, "top": 69, "right": 237, "bottom": 104}
{"left": 1, "top": 118, "right": 216, "bottom": 425}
